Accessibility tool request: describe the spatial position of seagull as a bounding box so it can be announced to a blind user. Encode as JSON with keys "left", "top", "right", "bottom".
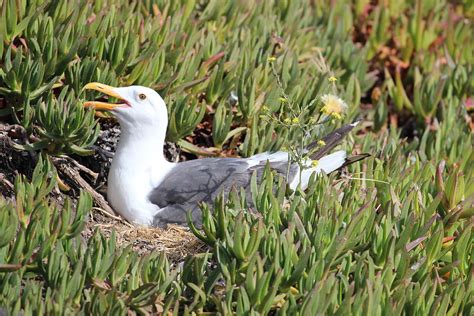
{"left": 83, "top": 82, "right": 367, "bottom": 228}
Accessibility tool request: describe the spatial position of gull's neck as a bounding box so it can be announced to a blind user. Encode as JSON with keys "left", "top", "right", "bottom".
{"left": 108, "top": 123, "right": 174, "bottom": 225}
{"left": 113, "top": 125, "right": 168, "bottom": 169}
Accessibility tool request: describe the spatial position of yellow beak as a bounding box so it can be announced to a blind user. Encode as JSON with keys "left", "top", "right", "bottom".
{"left": 83, "top": 82, "right": 127, "bottom": 110}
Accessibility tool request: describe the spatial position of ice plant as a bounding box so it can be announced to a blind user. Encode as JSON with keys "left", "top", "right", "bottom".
{"left": 0, "top": 0, "right": 471, "bottom": 314}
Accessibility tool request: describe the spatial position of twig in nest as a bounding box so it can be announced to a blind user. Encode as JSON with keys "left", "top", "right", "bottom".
{"left": 92, "top": 206, "right": 134, "bottom": 227}
{"left": 57, "top": 155, "right": 98, "bottom": 180}
{"left": 52, "top": 157, "right": 115, "bottom": 216}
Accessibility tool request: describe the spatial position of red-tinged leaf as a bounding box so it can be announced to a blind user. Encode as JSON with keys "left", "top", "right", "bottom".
{"left": 202, "top": 51, "right": 225, "bottom": 69}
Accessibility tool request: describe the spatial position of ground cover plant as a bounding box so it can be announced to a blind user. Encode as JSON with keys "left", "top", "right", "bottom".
{"left": 0, "top": 0, "right": 472, "bottom": 314}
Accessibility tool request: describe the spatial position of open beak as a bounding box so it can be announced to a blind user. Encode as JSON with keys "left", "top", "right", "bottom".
{"left": 83, "top": 82, "right": 130, "bottom": 110}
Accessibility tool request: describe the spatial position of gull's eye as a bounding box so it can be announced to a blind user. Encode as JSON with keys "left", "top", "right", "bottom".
{"left": 138, "top": 93, "right": 147, "bottom": 100}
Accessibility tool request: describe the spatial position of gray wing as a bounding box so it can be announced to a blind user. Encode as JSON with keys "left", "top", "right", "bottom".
{"left": 149, "top": 158, "right": 297, "bottom": 227}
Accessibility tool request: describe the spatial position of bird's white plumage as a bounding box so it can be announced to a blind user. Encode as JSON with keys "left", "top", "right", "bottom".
{"left": 246, "top": 150, "right": 346, "bottom": 190}
{"left": 289, "top": 150, "right": 346, "bottom": 190}
{"left": 90, "top": 85, "right": 349, "bottom": 226}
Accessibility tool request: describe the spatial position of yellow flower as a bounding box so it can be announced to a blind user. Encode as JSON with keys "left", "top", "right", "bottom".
{"left": 328, "top": 76, "right": 337, "bottom": 82}
{"left": 317, "top": 140, "right": 326, "bottom": 146}
{"left": 320, "top": 94, "right": 347, "bottom": 116}
{"left": 261, "top": 105, "right": 269, "bottom": 112}
{"left": 311, "top": 160, "right": 319, "bottom": 167}
{"left": 284, "top": 118, "right": 291, "bottom": 124}
{"left": 292, "top": 117, "right": 299, "bottom": 124}
{"left": 267, "top": 56, "right": 276, "bottom": 62}
{"left": 290, "top": 287, "right": 299, "bottom": 295}
{"left": 279, "top": 97, "right": 288, "bottom": 103}
{"left": 331, "top": 112, "right": 342, "bottom": 120}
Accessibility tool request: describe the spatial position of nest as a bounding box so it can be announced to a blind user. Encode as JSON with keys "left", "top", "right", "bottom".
{"left": 83, "top": 209, "right": 208, "bottom": 262}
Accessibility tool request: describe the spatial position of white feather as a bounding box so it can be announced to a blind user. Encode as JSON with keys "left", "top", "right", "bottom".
{"left": 318, "top": 150, "right": 347, "bottom": 174}
{"left": 289, "top": 150, "right": 346, "bottom": 190}
{"left": 246, "top": 151, "right": 290, "bottom": 167}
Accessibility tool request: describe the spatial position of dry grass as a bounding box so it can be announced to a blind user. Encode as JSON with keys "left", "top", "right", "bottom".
{"left": 83, "top": 208, "right": 208, "bottom": 263}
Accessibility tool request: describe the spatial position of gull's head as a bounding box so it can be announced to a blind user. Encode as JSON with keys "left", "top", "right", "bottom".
{"left": 83, "top": 82, "right": 167, "bottom": 128}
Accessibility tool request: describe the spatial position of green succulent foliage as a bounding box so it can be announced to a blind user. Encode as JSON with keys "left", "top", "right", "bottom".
{"left": 0, "top": 47, "right": 59, "bottom": 114}
{"left": 362, "top": 0, "right": 474, "bottom": 125}
{"left": 2, "top": 119, "right": 472, "bottom": 314}
{"left": 0, "top": 157, "right": 89, "bottom": 303}
{"left": 212, "top": 100, "right": 247, "bottom": 149}
{"left": 187, "top": 116, "right": 473, "bottom": 314}
{"left": 64, "top": 57, "right": 119, "bottom": 97}
{"left": 12, "top": 88, "right": 100, "bottom": 156}
{"left": 37, "top": 88, "right": 99, "bottom": 155}
{"left": 0, "top": 158, "right": 179, "bottom": 315}
{"left": 166, "top": 94, "right": 205, "bottom": 143}
{"left": 26, "top": 14, "right": 82, "bottom": 79}
{"left": 0, "top": 0, "right": 472, "bottom": 314}
{"left": 0, "top": 0, "right": 44, "bottom": 46}
{"left": 2, "top": 0, "right": 377, "bottom": 155}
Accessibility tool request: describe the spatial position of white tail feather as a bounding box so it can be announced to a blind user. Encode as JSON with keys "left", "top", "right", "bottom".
{"left": 318, "top": 150, "right": 347, "bottom": 174}
{"left": 289, "top": 150, "right": 346, "bottom": 190}
{"left": 247, "top": 151, "right": 290, "bottom": 167}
